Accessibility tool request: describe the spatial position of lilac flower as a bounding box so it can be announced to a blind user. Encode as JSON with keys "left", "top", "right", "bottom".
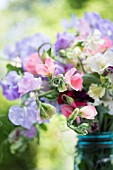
{"left": 4, "top": 46, "right": 18, "bottom": 60}
{"left": 21, "top": 126, "right": 37, "bottom": 138}
{"left": 4, "top": 33, "right": 51, "bottom": 68}
{"left": 61, "top": 14, "right": 78, "bottom": 30}
{"left": 54, "top": 62, "right": 65, "bottom": 76}
{"left": 0, "top": 71, "right": 20, "bottom": 100}
{"left": 77, "top": 18, "right": 91, "bottom": 37}
{"left": 84, "top": 12, "right": 101, "bottom": 30}
{"left": 54, "top": 32, "right": 75, "bottom": 54}
{"left": 84, "top": 12, "right": 113, "bottom": 40}
{"left": 65, "top": 64, "right": 73, "bottom": 72}
{"left": 18, "top": 72, "right": 42, "bottom": 96}
{"left": 98, "top": 19, "right": 113, "bottom": 39}
{"left": 8, "top": 104, "right": 40, "bottom": 129}
{"left": 16, "top": 34, "right": 51, "bottom": 57}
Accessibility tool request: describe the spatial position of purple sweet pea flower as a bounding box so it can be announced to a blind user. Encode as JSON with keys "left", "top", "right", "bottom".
{"left": 0, "top": 71, "right": 21, "bottom": 100}
{"left": 77, "top": 18, "right": 91, "bottom": 37}
{"left": 54, "top": 32, "right": 75, "bottom": 55}
{"left": 4, "top": 33, "right": 51, "bottom": 68}
{"left": 98, "top": 19, "right": 113, "bottom": 39}
{"left": 84, "top": 12, "right": 113, "bottom": 40}
{"left": 4, "top": 46, "right": 18, "bottom": 60}
{"left": 8, "top": 103, "right": 41, "bottom": 129}
{"left": 21, "top": 126, "right": 37, "bottom": 138}
{"left": 61, "top": 14, "right": 78, "bottom": 30}
{"left": 17, "top": 34, "right": 51, "bottom": 68}
{"left": 84, "top": 12, "right": 101, "bottom": 31}
{"left": 54, "top": 62, "right": 65, "bottom": 76}
{"left": 18, "top": 72, "right": 42, "bottom": 96}
{"left": 65, "top": 64, "right": 73, "bottom": 72}
{"left": 102, "top": 66, "right": 113, "bottom": 76}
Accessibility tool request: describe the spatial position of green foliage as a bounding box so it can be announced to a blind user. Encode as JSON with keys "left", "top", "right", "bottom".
{"left": 83, "top": 73, "right": 101, "bottom": 90}
{"left": 67, "top": 0, "right": 89, "bottom": 9}
{"left": 39, "top": 123, "right": 48, "bottom": 131}
{"left": 67, "top": 109, "right": 89, "bottom": 135}
{"left": 7, "top": 64, "right": 24, "bottom": 74}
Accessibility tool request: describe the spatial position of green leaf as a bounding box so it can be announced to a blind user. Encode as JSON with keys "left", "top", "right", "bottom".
{"left": 47, "top": 48, "right": 52, "bottom": 56}
{"left": 96, "top": 105, "right": 109, "bottom": 115}
{"left": 42, "top": 91, "right": 59, "bottom": 101}
{"left": 83, "top": 73, "right": 101, "bottom": 90}
{"left": 39, "top": 123, "right": 47, "bottom": 131}
{"left": 7, "top": 64, "right": 24, "bottom": 74}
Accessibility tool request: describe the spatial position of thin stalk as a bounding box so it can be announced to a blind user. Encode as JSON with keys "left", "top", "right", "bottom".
{"left": 37, "top": 90, "right": 55, "bottom": 97}
{"left": 103, "top": 117, "right": 108, "bottom": 131}
{"left": 77, "top": 57, "right": 86, "bottom": 73}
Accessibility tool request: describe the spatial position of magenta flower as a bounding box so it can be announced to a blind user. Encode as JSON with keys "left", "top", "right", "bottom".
{"left": 35, "top": 57, "right": 55, "bottom": 77}
{"left": 65, "top": 68, "right": 84, "bottom": 91}
{"left": 61, "top": 104, "right": 73, "bottom": 118}
{"left": 18, "top": 72, "right": 42, "bottom": 96}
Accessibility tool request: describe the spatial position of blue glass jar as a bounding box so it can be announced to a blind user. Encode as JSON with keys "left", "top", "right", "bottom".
{"left": 74, "top": 132, "right": 113, "bottom": 170}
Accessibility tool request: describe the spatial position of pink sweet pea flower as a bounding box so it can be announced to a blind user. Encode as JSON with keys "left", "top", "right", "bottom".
{"left": 65, "top": 68, "right": 83, "bottom": 91}
{"left": 26, "top": 53, "right": 42, "bottom": 75}
{"left": 35, "top": 57, "right": 55, "bottom": 77}
{"left": 98, "top": 38, "right": 112, "bottom": 53}
{"left": 85, "top": 38, "right": 112, "bottom": 55}
{"left": 61, "top": 104, "right": 73, "bottom": 118}
{"left": 80, "top": 105, "right": 97, "bottom": 120}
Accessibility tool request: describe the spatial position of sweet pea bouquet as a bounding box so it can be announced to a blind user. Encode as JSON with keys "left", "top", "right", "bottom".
{"left": 1, "top": 12, "right": 113, "bottom": 147}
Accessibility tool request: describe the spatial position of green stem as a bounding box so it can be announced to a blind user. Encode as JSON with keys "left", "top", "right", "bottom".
{"left": 78, "top": 57, "right": 86, "bottom": 73}
{"left": 37, "top": 90, "right": 55, "bottom": 97}
{"left": 53, "top": 56, "right": 66, "bottom": 65}
{"left": 103, "top": 117, "right": 108, "bottom": 131}
{"left": 38, "top": 42, "right": 52, "bottom": 57}
{"left": 36, "top": 96, "right": 41, "bottom": 108}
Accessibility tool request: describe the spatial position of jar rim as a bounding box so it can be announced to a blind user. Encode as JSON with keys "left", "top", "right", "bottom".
{"left": 78, "top": 132, "right": 113, "bottom": 139}
{"left": 77, "top": 132, "right": 113, "bottom": 148}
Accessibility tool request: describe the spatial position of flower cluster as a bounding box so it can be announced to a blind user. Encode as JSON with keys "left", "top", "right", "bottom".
{"left": 1, "top": 12, "right": 113, "bottom": 138}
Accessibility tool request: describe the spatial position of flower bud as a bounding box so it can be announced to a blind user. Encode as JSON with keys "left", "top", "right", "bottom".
{"left": 40, "top": 103, "right": 56, "bottom": 120}
{"left": 62, "top": 94, "right": 77, "bottom": 108}
{"left": 52, "top": 75, "right": 67, "bottom": 92}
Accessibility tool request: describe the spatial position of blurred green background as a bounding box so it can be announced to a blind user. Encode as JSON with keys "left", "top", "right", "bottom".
{"left": 0, "top": 0, "right": 113, "bottom": 170}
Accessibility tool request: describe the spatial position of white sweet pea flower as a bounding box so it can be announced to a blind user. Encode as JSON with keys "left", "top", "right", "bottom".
{"left": 67, "top": 47, "right": 82, "bottom": 59}
{"left": 88, "top": 84, "right": 105, "bottom": 103}
{"left": 85, "top": 29, "right": 104, "bottom": 51}
{"left": 85, "top": 53, "right": 104, "bottom": 73}
{"left": 100, "top": 51, "right": 113, "bottom": 70}
{"left": 88, "top": 51, "right": 113, "bottom": 73}
{"left": 73, "top": 47, "right": 82, "bottom": 57}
